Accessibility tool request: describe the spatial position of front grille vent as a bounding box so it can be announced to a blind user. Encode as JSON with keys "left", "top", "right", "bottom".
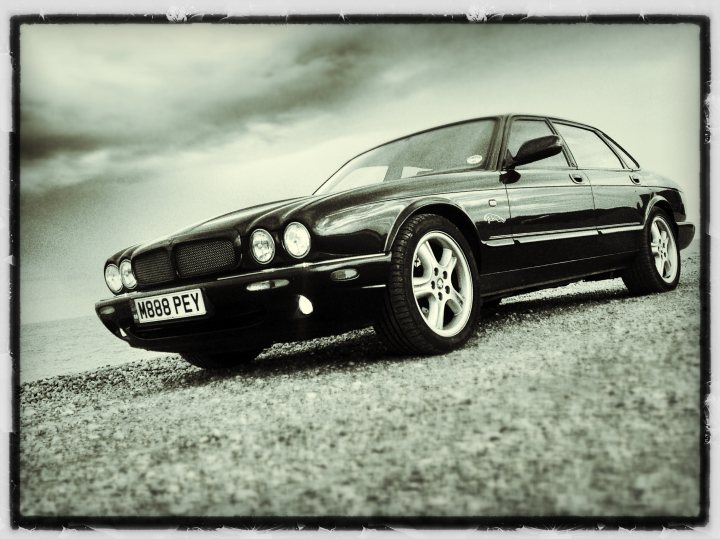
{"left": 175, "top": 239, "right": 237, "bottom": 278}
{"left": 133, "top": 249, "right": 175, "bottom": 286}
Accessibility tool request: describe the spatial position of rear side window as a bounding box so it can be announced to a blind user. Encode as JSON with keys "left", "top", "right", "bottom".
{"left": 506, "top": 119, "right": 569, "bottom": 169}
{"left": 554, "top": 123, "right": 625, "bottom": 169}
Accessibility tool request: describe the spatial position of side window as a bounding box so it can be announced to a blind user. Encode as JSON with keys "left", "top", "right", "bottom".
{"left": 506, "top": 119, "right": 569, "bottom": 169}
{"left": 554, "top": 123, "right": 625, "bottom": 169}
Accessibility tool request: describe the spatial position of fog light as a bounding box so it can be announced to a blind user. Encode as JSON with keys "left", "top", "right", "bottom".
{"left": 99, "top": 306, "right": 116, "bottom": 316}
{"left": 298, "top": 295, "right": 313, "bottom": 315}
{"left": 330, "top": 268, "right": 358, "bottom": 281}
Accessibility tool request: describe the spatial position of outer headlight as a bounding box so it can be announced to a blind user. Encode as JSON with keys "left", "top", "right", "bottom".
{"left": 104, "top": 264, "right": 123, "bottom": 294}
{"left": 119, "top": 259, "right": 137, "bottom": 290}
{"left": 283, "top": 222, "right": 311, "bottom": 259}
{"left": 251, "top": 229, "right": 275, "bottom": 264}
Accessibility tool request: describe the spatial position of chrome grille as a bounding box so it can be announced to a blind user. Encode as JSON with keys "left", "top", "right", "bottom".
{"left": 175, "top": 239, "right": 237, "bottom": 278}
{"left": 133, "top": 249, "right": 175, "bottom": 286}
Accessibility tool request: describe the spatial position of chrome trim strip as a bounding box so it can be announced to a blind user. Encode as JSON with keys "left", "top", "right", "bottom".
{"left": 598, "top": 224, "right": 644, "bottom": 234}
{"left": 361, "top": 284, "right": 387, "bottom": 289}
{"left": 515, "top": 229, "right": 598, "bottom": 244}
{"left": 489, "top": 223, "right": 644, "bottom": 245}
{"left": 512, "top": 225, "right": 597, "bottom": 238}
{"left": 217, "top": 253, "right": 391, "bottom": 281}
{"left": 484, "top": 238, "right": 515, "bottom": 247}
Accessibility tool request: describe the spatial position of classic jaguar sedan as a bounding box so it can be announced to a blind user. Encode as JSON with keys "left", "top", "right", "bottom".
{"left": 96, "top": 114, "right": 695, "bottom": 369}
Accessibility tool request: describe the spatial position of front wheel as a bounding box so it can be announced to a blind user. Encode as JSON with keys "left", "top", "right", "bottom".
{"left": 181, "top": 348, "right": 264, "bottom": 370}
{"left": 375, "top": 214, "right": 480, "bottom": 355}
{"left": 622, "top": 210, "right": 680, "bottom": 294}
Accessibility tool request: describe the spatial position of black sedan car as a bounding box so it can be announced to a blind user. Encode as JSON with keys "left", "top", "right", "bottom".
{"left": 96, "top": 114, "right": 694, "bottom": 369}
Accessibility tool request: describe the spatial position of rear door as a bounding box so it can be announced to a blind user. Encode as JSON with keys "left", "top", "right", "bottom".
{"left": 502, "top": 117, "right": 598, "bottom": 274}
{"left": 552, "top": 121, "right": 645, "bottom": 255}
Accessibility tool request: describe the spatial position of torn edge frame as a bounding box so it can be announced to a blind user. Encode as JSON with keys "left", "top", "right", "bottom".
{"left": 6, "top": 12, "right": 711, "bottom": 531}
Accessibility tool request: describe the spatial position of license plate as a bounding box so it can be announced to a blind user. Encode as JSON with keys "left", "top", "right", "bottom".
{"left": 134, "top": 289, "right": 207, "bottom": 324}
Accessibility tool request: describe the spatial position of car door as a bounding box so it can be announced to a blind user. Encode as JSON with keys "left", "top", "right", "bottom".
{"left": 502, "top": 117, "right": 598, "bottom": 276}
{"left": 552, "top": 121, "right": 645, "bottom": 256}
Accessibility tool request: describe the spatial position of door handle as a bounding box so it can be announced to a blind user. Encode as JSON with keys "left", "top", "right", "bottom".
{"left": 570, "top": 173, "right": 584, "bottom": 183}
{"left": 630, "top": 174, "right": 641, "bottom": 184}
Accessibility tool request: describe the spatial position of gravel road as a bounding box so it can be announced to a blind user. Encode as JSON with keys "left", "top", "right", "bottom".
{"left": 19, "top": 244, "right": 703, "bottom": 518}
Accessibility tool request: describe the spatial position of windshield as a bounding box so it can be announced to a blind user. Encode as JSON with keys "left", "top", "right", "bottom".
{"left": 315, "top": 118, "right": 497, "bottom": 195}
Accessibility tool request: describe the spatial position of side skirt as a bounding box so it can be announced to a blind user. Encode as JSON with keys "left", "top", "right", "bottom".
{"left": 479, "top": 251, "right": 637, "bottom": 299}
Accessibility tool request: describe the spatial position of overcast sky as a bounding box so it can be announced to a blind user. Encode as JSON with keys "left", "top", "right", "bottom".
{"left": 19, "top": 23, "right": 701, "bottom": 323}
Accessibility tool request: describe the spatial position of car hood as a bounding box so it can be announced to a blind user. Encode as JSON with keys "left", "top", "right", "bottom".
{"left": 182, "top": 171, "right": 500, "bottom": 233}
{"left": 171, "top": 197, "right": 313, "bottom": 237}
{"left": 113, "top": 170, "right": 501, "bottom": 261}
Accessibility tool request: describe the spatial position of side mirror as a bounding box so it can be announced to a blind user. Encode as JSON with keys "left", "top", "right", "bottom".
{"left": 506, "top": 135, "right": 563, "bottom": 169}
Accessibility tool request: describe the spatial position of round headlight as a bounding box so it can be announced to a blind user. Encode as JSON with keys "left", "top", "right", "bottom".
{"left": 104, "top": 264, "right": 123, "bottom": 294}
{"left": 119, "top": 259, "right": 137, "bottom": 290}
{"left": 251, "top": 229, "right": 275, "bottom": 264}
{"left": 283, "top": 222, "right": 311, "bottom": 259}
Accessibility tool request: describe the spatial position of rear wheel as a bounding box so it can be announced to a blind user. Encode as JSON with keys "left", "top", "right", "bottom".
{"left": 181, "top": 348, "right": 263, "bottom": 370}
{"left": 375, "top": 214, "right": 480, "bottom": 355}
{"left": 622, "top": 209, "right": 680, "bottom": 294}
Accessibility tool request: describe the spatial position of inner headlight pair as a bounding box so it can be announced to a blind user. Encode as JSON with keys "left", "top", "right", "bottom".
{"left": 251, "top": 222, "right": 310, "bottom": 264}
{"left": 104, "top": 259, "right": 137, "bottom": 293}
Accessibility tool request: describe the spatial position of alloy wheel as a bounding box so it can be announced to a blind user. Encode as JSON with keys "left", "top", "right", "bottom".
{"left": 650, "top": 216, "right": 678, "bottom": 283}
{"left": 411, "top": 231, "right": 474, "bottom": 337}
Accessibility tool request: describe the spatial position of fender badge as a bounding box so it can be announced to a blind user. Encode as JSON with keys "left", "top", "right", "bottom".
{"left": 484, "top": 213, "right": 506, "bottom": 224}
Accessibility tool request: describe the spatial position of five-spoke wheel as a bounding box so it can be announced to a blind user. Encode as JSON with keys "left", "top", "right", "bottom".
{"left": 622, "top": 209, "right": 680, "bottom": 294}
{"left": 649, "top": 215, "right": 679, "bottom": 284}
{"left": 411, "top": 231, "right": 474, "bottom": 337}
{"left": 375, "top": 214, "right": 480, "bottom": 355}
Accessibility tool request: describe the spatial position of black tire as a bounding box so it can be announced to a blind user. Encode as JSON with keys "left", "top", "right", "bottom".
{"left": 181, "top": 348, "right": 263, "bottom": 370}
{"left": 622, "top": 209, "right": 681, "bottom": 295}
{"left": 374, "top": 214, "right": 480, "bottom": 355}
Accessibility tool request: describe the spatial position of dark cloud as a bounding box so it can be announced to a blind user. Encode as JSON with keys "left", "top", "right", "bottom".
{"left": 19, "top": 26, "right": 387, "bottom": 179}
{"left": 19, "top": 26, "right": 481, "bottom": 184}
{"left": 20, "top": 129, "right": 104, "bottom": 162}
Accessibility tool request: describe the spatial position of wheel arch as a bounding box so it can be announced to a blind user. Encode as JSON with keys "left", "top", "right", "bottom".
{"left": 385, "top": 201, "right": 482, "bottom": 269}
{"left": 645, "top": 196, "right": 678, "bottom": 234}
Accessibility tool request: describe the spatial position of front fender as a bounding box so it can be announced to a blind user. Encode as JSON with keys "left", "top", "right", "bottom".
{"left": 383, "top": 197, "right": 474, "bottom": 252}
{"left": 310, "top": 196, "right": 477, "bottom": 257}
{"left": 311, "top": 200, "right": 406, "bottom": 256}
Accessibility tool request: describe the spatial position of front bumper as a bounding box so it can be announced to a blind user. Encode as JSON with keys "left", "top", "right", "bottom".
{"left": 95, "top": 253, "right": 390, "bottom": 353}
{"left": 677, "top": 222, "right": 695, "bottom": 250}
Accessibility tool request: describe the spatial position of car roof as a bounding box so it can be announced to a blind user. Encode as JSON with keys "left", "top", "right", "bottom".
{"left": 505, "top": 113, "right": 598, "bottom": 129}
{"left": 362, "top": 114, "right": 599, "bottom": 156}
